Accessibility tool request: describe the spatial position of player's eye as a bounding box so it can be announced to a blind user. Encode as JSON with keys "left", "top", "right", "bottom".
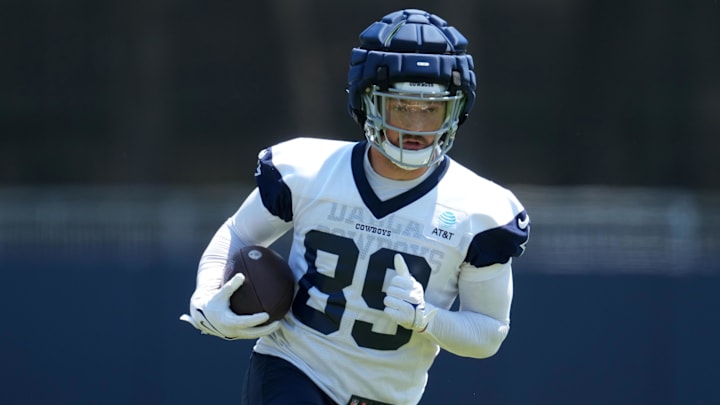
{"left": 390, "top": 102, "right": 440, "bottom": 114}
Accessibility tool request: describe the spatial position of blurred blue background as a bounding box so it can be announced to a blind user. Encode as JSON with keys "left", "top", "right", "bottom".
{"left": 1, "top": 0, "right": 719, "bottom": 404}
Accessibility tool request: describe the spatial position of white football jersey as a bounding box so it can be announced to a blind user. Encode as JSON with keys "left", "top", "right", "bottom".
{"left": 245, "top": 137, "right": 528, "bottom": 405}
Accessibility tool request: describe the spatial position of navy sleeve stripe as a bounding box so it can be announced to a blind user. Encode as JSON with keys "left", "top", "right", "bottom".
{"left": 465, "top": 211, "right": 530, "bottom": 268}
{"left": 255, "top": 148, "right": 293, "bottom": 222}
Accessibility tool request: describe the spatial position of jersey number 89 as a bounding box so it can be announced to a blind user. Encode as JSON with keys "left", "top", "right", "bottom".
{"left": 291, "top": 230, "right": 431, "bottom": 351}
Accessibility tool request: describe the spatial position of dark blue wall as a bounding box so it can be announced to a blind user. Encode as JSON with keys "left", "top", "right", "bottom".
{"left": 2, "top": 245, "right": 718, "bottom": 405}
{"left": 2, "top": 1, "right": 719, "bottom": 189}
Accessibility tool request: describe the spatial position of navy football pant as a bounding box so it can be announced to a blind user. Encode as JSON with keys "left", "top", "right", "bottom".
{"left": 242, "top": 352, "right": 336, "bottom": 405}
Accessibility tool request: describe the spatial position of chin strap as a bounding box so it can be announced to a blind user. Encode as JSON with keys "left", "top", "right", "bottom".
{"left": 380, "top": 138, "right": 437, "bottom": 170}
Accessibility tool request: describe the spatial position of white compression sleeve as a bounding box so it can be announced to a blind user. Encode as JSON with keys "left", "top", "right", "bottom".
{"left": 192, "top": 188, "right": 293, "bottom": 302}
{"left": 421, "top": 262, "right": 514, "bottom": 359}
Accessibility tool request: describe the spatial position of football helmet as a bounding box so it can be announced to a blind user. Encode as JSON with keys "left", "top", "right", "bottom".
{"left": 347, "top": 9, "right": 476, "bottom": 169}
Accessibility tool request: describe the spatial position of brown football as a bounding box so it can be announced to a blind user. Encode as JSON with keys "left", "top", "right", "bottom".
{"left": 223, "top": 245, "right": 295, "bottom": 324}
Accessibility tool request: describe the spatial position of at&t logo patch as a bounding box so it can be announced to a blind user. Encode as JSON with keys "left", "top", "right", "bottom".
{"left": 424, "top": 209, "right": 463, "bottom": 247}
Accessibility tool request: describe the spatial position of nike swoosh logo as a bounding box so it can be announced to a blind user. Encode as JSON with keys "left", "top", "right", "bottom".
{"left": 517, "top": 214, "right": 530, "bottom": 230}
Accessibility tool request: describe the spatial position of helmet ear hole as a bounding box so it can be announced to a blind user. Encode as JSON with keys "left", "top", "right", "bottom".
{"left": 376, "top": 66, "right": 389, "bottom": 92}
{"left": 351, "top": 109, "right": 366, "bottom": 127}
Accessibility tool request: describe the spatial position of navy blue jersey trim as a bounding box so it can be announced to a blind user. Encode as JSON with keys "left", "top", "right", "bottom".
{"left": 465, "top": 210, "right": 530, "bottom": 267}
{"left": 255, "top": 148, "right": 293, "bottom": 222}
{"left": 351, "top": 142, "right": 449, "bottom": 219}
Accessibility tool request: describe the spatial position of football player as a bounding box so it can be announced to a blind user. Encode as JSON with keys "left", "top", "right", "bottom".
{"left": 181, "top": 9, "right": 530, "bottom": 405}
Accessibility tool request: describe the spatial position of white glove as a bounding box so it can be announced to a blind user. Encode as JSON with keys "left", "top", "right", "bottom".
{"left": 180, "top": 273, "right": 281, "bottom": 340}
{"left": 383, "top": 254, "right": 438, "bottom": 332}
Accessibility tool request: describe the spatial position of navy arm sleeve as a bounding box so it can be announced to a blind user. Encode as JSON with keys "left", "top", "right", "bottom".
{"left": 465, "top": 211, "right": 530, "bottom": 268}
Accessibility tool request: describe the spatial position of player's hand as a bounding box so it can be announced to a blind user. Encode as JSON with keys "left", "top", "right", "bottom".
{"left": 383, "top": 254, "right": 438, "bottom": 332}
{"left": 180, "top": 273, "right": 280, "bottom": 340}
